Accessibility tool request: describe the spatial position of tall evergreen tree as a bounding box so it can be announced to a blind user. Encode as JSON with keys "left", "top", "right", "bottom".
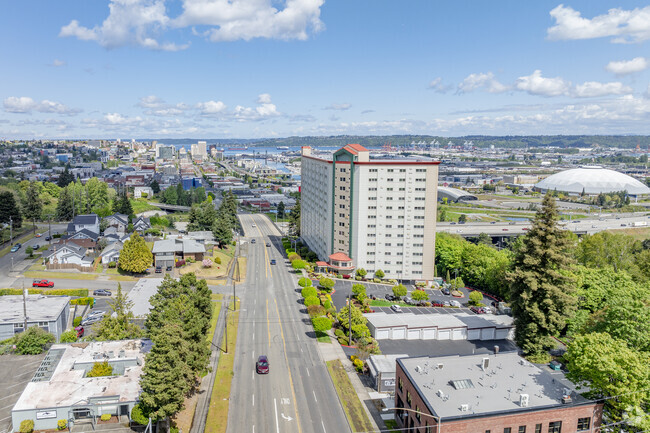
{"left": 150, "top": 179, "right": 160, "bottom": 195}
{"left": 212, "top": 216, "right": 233, "bottom": 248}
{"left": 94, "top": 283, "right": 142, "bottom": 341}
{"left": 507, "top": 193, "right": 576, "bottom": 357}
{"left": 162, "top": 186, "right": 178, "bottom": 205}
{"left": 119, "top": 233, "right": 152, "bottom": 274}
{"left": 277, "top": 201, "right": 285, "bottom": 219}
{"left": 0, "top": 191, "right": 22, "bottom": 228}
{"left": 22, "top": 182, "right": 42, "bottom": 231}
{"left": 55, "top": 185, "right": 74, "bottom": 221}
{"left": 187, "top": 199, "right": 217, "bottom": 232}
{"left": 57, "top": 164, "right": 75, "bottom": 188}
{"left": 176, "top": 183, "right": 188, "bottom": 207}
{"left": 288, "top": 199, "right": 300, "bottom": 236}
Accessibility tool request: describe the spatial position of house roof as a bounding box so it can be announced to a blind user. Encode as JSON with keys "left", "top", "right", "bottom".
{"left": 329, "top": 252, "right": 352, "bottom": 262}
{"left": 152, "top": 239, "right": 177, "bottom": 253}
{"left": 180, "top": 239, "right": 205, "bottom": 254}
{"left": 100, "top": 242, "right": 123, "bottom": 256}
{"left": 104, "top": 213, "right": 128, "bottom": 225}
{"left": 43, "top": 243, "right": 86, "bottom": 259}
{"left": 133, "top": 216, "right": 151, "bottom": 227}
{"left": 0, "top": 295, "right": 70, "bottom": 323}
{"left": 72, "top": 214, "right": 99, "bottom": 225}
{"left": 69, "top": 228, "right": 99, "bottom": 241}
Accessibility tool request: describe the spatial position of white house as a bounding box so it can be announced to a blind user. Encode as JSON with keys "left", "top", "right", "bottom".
{"left": 66, "top": 214, "right": 100, "bottom": 235}
{"left": 42, "top": 244, "right": 93, "bottom": 267}
{"left": 133, "top": 186, "right": 154, "bottom": 198}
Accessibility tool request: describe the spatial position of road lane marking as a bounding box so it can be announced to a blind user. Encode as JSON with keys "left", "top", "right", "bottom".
{"left": 274, "top": 298, "right": 302, "bottom": 433}
{"left": 252, "top": 393, "right": 254, "bottom": 406}
{"left": 313, "top": 390, "right": 318, "bottom": 403}
{"left": 274, "top": 398, "right": 280, "bottom": 433}
{"left": 306, "top": 369, "right": 310, "bottom": 377}
{"left": 266, "top": 300, "right": 271, "bottom": 348}
{"left": 321, "top": 420, "right": 327, "bottom": 433}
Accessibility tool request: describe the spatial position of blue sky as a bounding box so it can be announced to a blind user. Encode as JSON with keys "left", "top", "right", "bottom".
{"left": 1, "top": 0, "right": 650, "bottom": 139}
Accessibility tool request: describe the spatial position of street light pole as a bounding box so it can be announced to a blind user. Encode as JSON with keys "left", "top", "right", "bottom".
{"left": 348, "top": 291, "right": 352, "bottom": 346}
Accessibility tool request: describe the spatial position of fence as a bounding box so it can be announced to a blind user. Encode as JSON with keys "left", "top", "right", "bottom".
{"left": 46, "top": 263, "right": 93, "bottom": 272}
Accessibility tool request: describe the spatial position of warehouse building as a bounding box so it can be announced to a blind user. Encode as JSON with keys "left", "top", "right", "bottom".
{"left": 0, "top": 295, "right": 70, "bottom": 342}
{"left": 11, "top": 340, "right": 150, "bottom": 432}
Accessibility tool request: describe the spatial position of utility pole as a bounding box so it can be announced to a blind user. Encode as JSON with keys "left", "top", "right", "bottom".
{"left": 224, "top": 309, "right": 228, "bottom": 354}
{"left": 348, "top": 291, "right": 352, "bottom": 346}
{"left": 9, "top": 216, "right": 13, "bottom": 247}
{"left": 22, "top": 280, "right": 27, "bottom": 331}
{"left": 48, "top": 215, "right": 52, "bottom": 246}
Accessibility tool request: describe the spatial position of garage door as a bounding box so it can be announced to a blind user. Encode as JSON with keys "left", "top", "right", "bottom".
{"left": 452, "top": 328, "right": 467, "bottom": 340}
{"left": 467, "top": 329, "right": 481, "bottom": 340}
{"left": 422, "top": 328, "right": 436, "bottom": 340}
{"left": 481, "top": 328, "right": 495, "bottom": 340}
{"left": 495, "top": 329, "right": 509, "bottom": 340}
{"left": 376, "top": 329, "right": 390, "bottom": 340}
{"left": 438, "top": 329, "right": 451, "bottom": 340}
{"left": 391, "top": 328, "right": 405, "bottom": 340}
{"left": 407, "top": 329, "right": 420, "bottom": 340}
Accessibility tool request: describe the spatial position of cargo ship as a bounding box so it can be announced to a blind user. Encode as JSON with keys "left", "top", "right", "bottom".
{"left": 276, "top": 146, "right": 289, "bottom": 150}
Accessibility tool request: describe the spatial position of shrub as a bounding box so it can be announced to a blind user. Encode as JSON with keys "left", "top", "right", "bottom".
{"left": 215, "top": 256, "right": 221, "bottom": 264}
{"left": 202, "top": 259, "right": 213, "bottom": 268}
{"left": 469, "top": 290, "right": 484, "bottom": 306}
{"left": 57, "top": 420, "right": 67, "bottom": 430}
{"left": 304, "top": 296, "right": 320, "bottom": 307}
{"left": 312, "top": 316, "right": 332, "bottom": 332}
{"left": 415, "top": 281, "right": 427, "bottom": 287}
{"left": 392, "top": 284, "right": 407, "bottom": 298}
{"left": 176, "top": 260, "right": 186, "bottom": 268}
{"left": 15, "top": 327, "right": 55, "bottom": 355}
{"left": 288, "top": 252, "right": 300, "bottom": 262}
{"left": 355, "top": 268, "right": 367, "bottom": 278}
{"left": 108, "top": 261, "right": 117, "bottom": 268}
{"left": 292, "top": 259, "right": 307, "bottom": 270}
{"left": 411, "top": 289, "right": 428, "bottom": 302}
{"left": 305, "top": 251, "right": 318, "bottom": 262}
{"left": 48, "top": 289, "right": 88, "bottom": 297}
{"left": 373, "top": 278, "right": 381, "bottom": 283}
{"left": 59, "top": 329, "right": 78, "bottom": 343}
{"left": 301, "top": 286, "right": 317, "bottom": 298}
{"left": 338, "top": 336, "right": 349, "bottom": 346}
{"left": 70, "top": 297, "right": 94, "bottom": 306}
{"left": 353, "top": 358, "right": 364, "bottom": 373}
{"left": 334, "top": 328, "right": 345, "bottom": 338}
{"left": 100, "top": 414, "right": 112, "bottom": 421}
{"left": 298, "top": 277, "right": 312, "bottom": 287}
{"left": 73, "top": 316, "right": 82, "bottom": 327}
{"left": 186, "top": 257, "right": 195, "bottom": 263}
{"left": 323, "top": 300, "right": 332, "bottom": 310}
{"left": 388, "top": 279, "right": 398, "bottom": 285}
{"left": 374, "top": 269, "right": 385, "bottom": 279}
{"left": 130, "top": 404, "right": 149, "bottom": 425}
{"left": 20, "top": 420, "right": 34, "bottom": 433}
{"left": 307, "top": 305, "right": 325, "bottom": 318}
{"left": 319, "top": 277, "right": 335, "bottom": 292}
{"left": 87, "top": 361, "right": 113, "bottom": 377}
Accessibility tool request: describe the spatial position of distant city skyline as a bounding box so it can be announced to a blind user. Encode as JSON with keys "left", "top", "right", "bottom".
{"left": 2, "top": 1, "right": 650, "bottom": 139}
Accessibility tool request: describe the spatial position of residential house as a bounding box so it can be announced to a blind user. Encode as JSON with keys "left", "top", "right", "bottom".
{"left": 100, "top": 241, "right": 123, "bottom": 264}
{"left": 152, "top": 239, "right": 205, "bottom": 268}
{"left": 42, "top": 243, "right": 93, "bottom": 267}
{"left": 66, "top": 214, "right": 100, "bottom": 235}
{"left": 0, "top": 295, "right": 70, "bottom": 341}
{"left": 103, "top": 213, "right": 129, "bottom": 233}
{"left": 132, "top": 216, "right": 151, "bottom": 234}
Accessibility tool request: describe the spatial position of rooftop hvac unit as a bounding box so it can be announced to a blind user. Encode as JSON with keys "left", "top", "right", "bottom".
{"left": 437, "top": 389, "right": 444, "bottom": 398}
{"left": 415, "top": 365, "right": 421, "bottom": 373}
{"left": 482, "top": 357, "right": 490, "bottom": 370}
{"left": 437, "top": 363, "right": 444, "bottom": 370}
{"left": 460, "top": 404, "right": 469, "bottom": 412}
{"left": 520, "top": 394, "right": 529, "bottom": 407}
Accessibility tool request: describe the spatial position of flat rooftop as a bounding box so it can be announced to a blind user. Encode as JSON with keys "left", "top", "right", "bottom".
{"left": 398, "top": 352, "right": 590, "bottom": 420}
{"left": 129, "top": 278, "right": 164, "bottom": 318}
{"left": 0, "top": 295, "right": 70, "bottom": 323}
{"left": 13, "top": 340, "right": 149, "bottom": 411}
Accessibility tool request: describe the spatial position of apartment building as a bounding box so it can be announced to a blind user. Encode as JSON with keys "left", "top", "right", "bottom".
{"left": 300, "top": 144, "right": 439, "bottom": 281}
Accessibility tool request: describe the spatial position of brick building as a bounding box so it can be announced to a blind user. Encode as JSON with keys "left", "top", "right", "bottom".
{"left": 395, "top": 353, "right": 603, "bottom": 433}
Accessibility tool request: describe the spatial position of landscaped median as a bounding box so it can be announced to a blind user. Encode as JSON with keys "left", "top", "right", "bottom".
{"left": 205, "top": 298, "right": 240, "bottom": 433}
{"left": 326, "top": 359, "right": 374, "bottom": 432}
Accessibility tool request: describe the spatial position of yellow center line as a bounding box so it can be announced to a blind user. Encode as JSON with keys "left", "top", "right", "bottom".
{"left": 266, "top": 299, "right": 271, "bottom": 348}
{"left": 274, "top": 298, "right": 302, "bottom": 433}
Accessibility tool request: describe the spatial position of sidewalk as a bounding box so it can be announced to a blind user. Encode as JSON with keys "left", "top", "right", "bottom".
{"left": 318, "top": 337, "right": 384, "bottom": 432}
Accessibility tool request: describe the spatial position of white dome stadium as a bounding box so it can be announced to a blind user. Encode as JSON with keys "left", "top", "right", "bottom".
{"left": 535, "top": 166, "right": 650, "bottom": 196}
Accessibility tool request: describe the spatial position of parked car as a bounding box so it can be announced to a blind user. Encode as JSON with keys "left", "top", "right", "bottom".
{"left": 266, "top": 242, "right": 271, "bottom": 247}
{"left": 470, "top": 306, "right": 486, "bottom": 314}
{"left": 155, "top": 265, "right": 162, "bottom": 273}
{"left": 441, "top": 287, "right": 450, "bottom": 296}
{"left": 385, "top": 294, "right": 397, "bottom": 301}
{"left": 390, "top": 304, "right": 402, "bottom": 313}
{"left": 251, "top": 239, "right": 256, "bottom": 244}
{"left": 35, "top": 233, "right": 42, "bottom": 238}
{"left": 443, "top": 300, "right": 452, "bottom": 307}
{"left": 93, "top": 289, "right": 112, "bottom": 296}
{"left": 81, "top": 316, "right": 102, "bottom": 326}
{"left": 490, "top": 221, "right": 496, "bottom": 224}
{"left": 450, "top": 300, "right": 462, "bottom": 308}
{"left": 10, "top": 243, "right": 21, "bottom": 252}
{"left": 256, "top": 355, "right": 269, "bottom": 374}
{"left": 32, "top": 279, "right": 54, "bottom": 288}
{"left": 87, "top": 310, "right": 106, "bottom": 319}
{"left": 45, "top": 236, "right": 51, "bottom": 241}
{"left": 166, "top": 265, "right": 173, "bottom": 272}
{"left": 431, "top": 301, "right": 444, "bottom": 307}
{"left": 404, "top": 297, "right": 414, "bottom": 305}
{"left": 75, "top": 326, "right": 84, "bottom": 338}
{"left": 33, "top": 244, "right": 40, "bottom": 250}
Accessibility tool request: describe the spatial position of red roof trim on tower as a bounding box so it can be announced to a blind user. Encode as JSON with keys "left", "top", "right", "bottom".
{"left": 347, "top": 143, "right": 368, "bottom": 152}
{"left": 329, "top": 252, "right": 352, "bottom": 261}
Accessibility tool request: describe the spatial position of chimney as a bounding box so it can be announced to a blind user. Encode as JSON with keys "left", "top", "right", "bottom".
{"left": 494, "top": 345, "right": 500, "bottom": 355}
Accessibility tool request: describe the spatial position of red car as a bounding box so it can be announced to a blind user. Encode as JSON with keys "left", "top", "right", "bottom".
{"left": 32, "top": 279, "right": 54, "bottom": 288}
{"left": 75, "top": 326, "right": 84, "bottom": 338}
{"left": 256, "top": 355, "right": 269, "bottom": 374}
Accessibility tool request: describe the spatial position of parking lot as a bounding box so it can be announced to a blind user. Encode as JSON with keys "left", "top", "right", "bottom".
{"left": 371, "top": 305, "right": 475, "bottom": 315}
{"left": 0, "top": 354, "right": 47, "bottom": 433}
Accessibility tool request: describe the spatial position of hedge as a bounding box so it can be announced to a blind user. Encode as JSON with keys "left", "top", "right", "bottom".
{"left": 70, "top": 297, "right": 94, "bottom": 306}
{"left": 304, "top": 296, "right": 320, "bottom": 307}
{"left": 298, "top": 277, "right": 312, "bottom": 287}
{"left": 0, "top": 288, "right": 89, "bottom": 297}
{"left": 301, "top": 286, "right": 317, "bottom": 298}
{"left": 312, "top": 316, "right": 332, "bottom": 332}
{"left": 19, "top": 420, "right": 34, "bottom": 433}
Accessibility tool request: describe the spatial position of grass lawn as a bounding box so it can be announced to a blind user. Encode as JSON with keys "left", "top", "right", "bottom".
{"left": 205, "top": 298, "right": 240, "bottom": 433}
{"left": 24, "top": 271, "right": 98, "bottom": 280}
{"left": 205, "top": 294, "right": 224, "bottom": 345}
{"left": 180, "top": 261, "right": 230, "bottom": 279}
{"left": 315, "top": 330, "right": 331, "bottom": 343}
{"left": 130, "top": 198, "right": 160, "bottom": 214}
{"left": 606, "top": 226, "right": 650, "bottom": 241}
{"left": 264, "top": 212, "right": 289, "bottom": 222}
{"left": 236, "top": 257, "right": 247, "bottom": 282}
{"left": 326, "top": 359, "right": 374, "bottom": 432}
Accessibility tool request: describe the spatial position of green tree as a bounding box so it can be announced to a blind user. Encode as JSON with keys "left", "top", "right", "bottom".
{"left": 288, "top": 199, "right": 301, "bottom": 236}
{"left": 55, "top": 185, "right": 74, "bottom": 221}
{"left": 564, "top": 333, "right": 650, "bottom": 428}
{"left": 318, "top": 277, "right": 335, "bottom": 292}
{"left": 59, "top": 329, "right": 78, "bottom": 343}
{"left": 86, "top": 361, "right": 114, "bottom": 377}
{"left": 15, "top": 327, "right": 55, "bottom": 354}
{"left": 586, "top": 298, "right": 650, "bottom": 353}
{"left": 355, "top": 268, "right": 367, "bottom": 278}
{"left": 211, "top": 217, "right": 233, "bottom": 248}
{"left": 57, "top": 164, "right": 75, "bottom": 188}
{"left": 25, "top": 246, "right": 33, "bottom": 257}
{"left": 351, "top": 284, "right": 366, "bottom": 301}
{"left": 277, "top": 201, "right": 285, "bottom": 219}
{"left": 162, "top": 186, "right": 178, "bottom": 205}
{"left": 336, "top": 303, "right": 367, "bottom": 334}
{"left": 374, "top": 269, "right": 384, "bottom": 280}
{"left": 304, "top": 296, "right": 320, "bottom": 307}
{"left": 507, "top": 193, "right": 576, "bottom": 357}
{"left": 576, "top": 232, "right": 639, "bottom": 273}
{"left": 312, "top": 316, "right": 332, "bottom": 332}
{"left": 458, "top": 214, "right": 467, "bottom": 223}
{"left": 176, "top": 183, "right": 188, "bottom": 207}
{"left": 301, "top": 286, "right": 317, "bottom": 298}
{"left": 115, "top": 193, "right": 134, "bottom": 219}
{"left": 0, "top": 191, "right": 22, "bottom": 228}
{"left": 94, "top": 283, "right": 143, "bottom": 341}
{"left": 411, "top": 289, "right": 428, "bottom": 302}
{"left": 86, "top": 177, "right": 110, "bottom": 214}
{"left": 468, "top": 290, "right": 483, "bottom": 306}
{"left": 187, "top": 200, "right": 217, "bottom": 232}
{"left": 476, "top": 232, "right": 492, "bottom": 247}
{"left": 150, "top": 179, "right": 160, "bottom": 195}
{"left": 298, "top": 277, "right": 312, "bottom": 287}
{"left": 119, "top": 233, "right": 153, "bottom": 274}
{"left": 22, "top": 181, "right": 42, "bottom": 230}
{"left": 292, "top": 259, "right": 307, "bottom": 270}
{"left": 392, "top": 284, "right": 407, "bottom": 298}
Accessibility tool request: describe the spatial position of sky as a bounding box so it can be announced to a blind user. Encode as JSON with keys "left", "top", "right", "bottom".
{"left": 2, "top": 0, "right": 650, "bottom": 140}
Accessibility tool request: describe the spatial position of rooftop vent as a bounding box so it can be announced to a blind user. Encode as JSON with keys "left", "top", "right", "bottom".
{"left": 460, "top": 404, "right": 469, "bottom": 412}
{"left": 437, "top": 363, "right": 444, "bottom": 370}
{"left": 520, "top": 394, "right": 529, "bottom": 407}
{"left": 494, "top": 345, "right": 500, "bottom": 355}
{"left": 118, "top": 350, "right": 125, "bottom": 358}
{"left": 437, "top": 389, "right": 444, "bottom": 398}
{"left": 481, "top": 357, "right": 489, "bottom": 371}
{"left": 107, "top": 351, "right": 114, "bottom": 358}
{"left": 415, "top": 365, "right": 421, "bottom": 373}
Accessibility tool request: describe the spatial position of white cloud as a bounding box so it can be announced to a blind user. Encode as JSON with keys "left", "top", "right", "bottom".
{"left": 605, "top": 57, "right": 648, "bottom": 75}
{"left": 3, "top": 97, "right": 81, "bottom": 115}
{"left": 324, "top": 103, "right": 351, "bottom": 111}
{"left": 514, "top": 70, "right": 571, "bottom": 97}
{"left": 234, "top": 94, "right": 281, "bottom": 121}
{"left": 137, "top": 95, "right": 166, "bottom": 108}
{"left": 60, "top": 0, "right": 324, "bottom": 51}
{"left": 175, "top": 0, "right": 324, "bottom": 42}
{"left": 257, "top": 93, "right": 272, "bottom": 104}
{"left": 197, "top": 100, "right": 228, "bottom": 116}
{"left": 428, "top": 77, "right": 452, "bottom": 93}
{"left": 59, "top": 0, "right": 188, "bottom": 51}
{"left": 457, "top": 72, "right": 509, "bottom": 94}
{"left": 572, "top": 81, "right": 633, "bottom": 98}
{"left": 50, "top": 59, "right": 66, "bottom": 67}
{"left": 547, "top": 4, "right": 650, "bottom": 43}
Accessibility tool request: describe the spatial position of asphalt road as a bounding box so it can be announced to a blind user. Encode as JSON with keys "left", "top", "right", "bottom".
{"left": 437, "top": 212, "right": 650, "bottom": 236}
{"left": 227, "top": 214, "right": 350, "bottom": 433}
{"left": 0, "top": 224, "right": 67, "bottom": 282}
